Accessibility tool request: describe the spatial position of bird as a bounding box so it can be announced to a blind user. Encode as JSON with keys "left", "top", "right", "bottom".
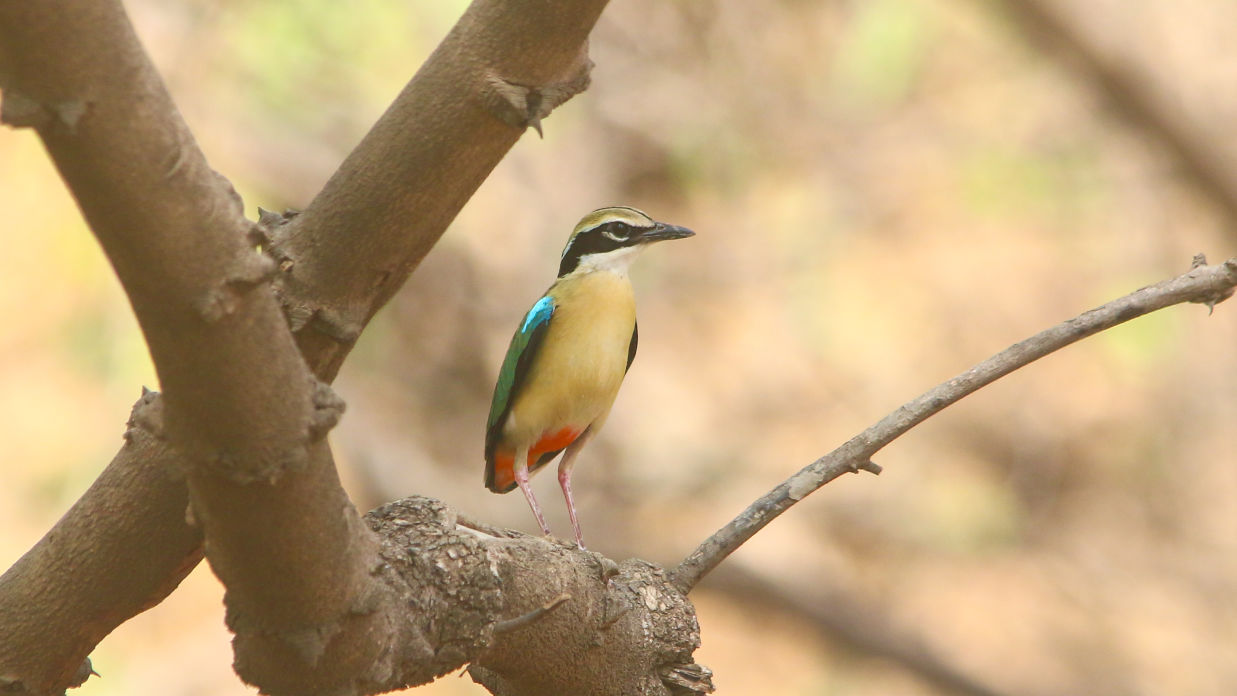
{"left": 484, "top": 206, "right": 694, "bottom": 548}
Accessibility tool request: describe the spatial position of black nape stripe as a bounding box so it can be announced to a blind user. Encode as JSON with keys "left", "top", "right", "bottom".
{"left": 558, "top": 222, "right": 638, "bottom": 276}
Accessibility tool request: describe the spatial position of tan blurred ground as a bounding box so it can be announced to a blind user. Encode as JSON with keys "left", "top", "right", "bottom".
{"left": 2, "top": 0, "right": 1235, "bottom": 694}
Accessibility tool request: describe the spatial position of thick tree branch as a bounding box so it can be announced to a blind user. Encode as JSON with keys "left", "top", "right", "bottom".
{"left": 0, "top": 393, "right": 201, "bottom": 694}
{"left": 672, "top": 257, "right": 1237, "bottom": 593}
{"left": 269, "top": 0, "right": 605, "bottom": 381}
{"left": 0, "top": 0, "right": 619, "bottom": 693}
{"left": 0, "top": 0, "right": 287, "bottom": 690}
{"left": 373, "top": 498, "right": 712, "bottom": 696}
{"left": 188, "top": 6, "right": 611, "bottom": 682}
{"left": 0, "top": 1, "right": 387, "bottom": 693}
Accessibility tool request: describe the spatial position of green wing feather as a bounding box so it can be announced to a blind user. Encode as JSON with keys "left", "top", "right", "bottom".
{"left": 484, "top": 295, "right": 556, "bottom": 481}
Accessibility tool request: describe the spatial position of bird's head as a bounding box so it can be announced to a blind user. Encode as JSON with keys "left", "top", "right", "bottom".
{"left": 558, "top": 206, "right": 694, "bottom": 277}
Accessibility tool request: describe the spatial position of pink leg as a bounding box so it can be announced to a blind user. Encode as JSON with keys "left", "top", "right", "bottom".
{"left": 557, "top": 428, "right": 595, "bottom": 549}
{"left": 513, "top": 448, "right": 551, "bottom": 536}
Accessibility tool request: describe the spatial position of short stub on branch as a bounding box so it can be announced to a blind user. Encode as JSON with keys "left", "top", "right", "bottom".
{"left": 482, "top": 52, "right": 593, "bottom": 138}
{"left": 1188, "top": 254, "right": 1236, "bottom": 311}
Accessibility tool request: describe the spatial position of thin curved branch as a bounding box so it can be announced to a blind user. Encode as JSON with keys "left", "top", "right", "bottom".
{"left": 672, "top": 257, "right": 1237, "bottom": 593}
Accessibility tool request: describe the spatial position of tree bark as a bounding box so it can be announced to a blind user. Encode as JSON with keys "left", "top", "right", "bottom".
{"left": 0, "top": 1, "right": 715, "bottom": 695}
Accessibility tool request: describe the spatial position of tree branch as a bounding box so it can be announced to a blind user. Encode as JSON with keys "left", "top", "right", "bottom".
{"left": 372, "top": 498, "right": 711, "bottom": 696}
{"left": 1, "top": 0, "right": 386, "bottom": 691}
{"left": 0, "top": 0, "right": 293, "bottom": 688}
{"left": 268, "top": 0, "right": 604, "bottom": 381}
{"left": 0, "top": 0, "right": 611, "bottom": 693}
{"left": 0, "top": 393, "right": 202, "bottom": 694}
{"left": 671, "top": 257, "right": 1237, "bottom": 593}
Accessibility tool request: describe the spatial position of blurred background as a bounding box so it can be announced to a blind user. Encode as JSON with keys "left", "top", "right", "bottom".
{"left": 2, "top": 0, "right": 1235, "bottom": 694}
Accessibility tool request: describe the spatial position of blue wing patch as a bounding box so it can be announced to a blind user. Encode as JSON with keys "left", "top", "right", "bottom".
{"left": 522, "top": 296, "right": 555, "bottom": 333}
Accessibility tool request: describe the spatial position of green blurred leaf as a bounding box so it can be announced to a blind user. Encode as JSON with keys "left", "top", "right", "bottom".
{"left": 832, "top": 0, "right": 931, "bottom": 107}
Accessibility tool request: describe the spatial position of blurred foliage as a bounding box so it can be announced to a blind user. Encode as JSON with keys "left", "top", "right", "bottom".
{"left": 2, "top": 0, "right": 1236, "bottom": 694}
{"left": 832, "top": 0, "right": 931, "bottom": 108}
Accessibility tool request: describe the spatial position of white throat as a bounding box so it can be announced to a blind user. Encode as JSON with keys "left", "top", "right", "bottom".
{"left": 570, "top": 244, "right": 647, "bottom": 277}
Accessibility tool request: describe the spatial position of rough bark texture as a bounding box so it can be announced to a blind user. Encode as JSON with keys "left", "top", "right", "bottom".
{"left": 369, "top": 498, "right": 710, "bottom": 696}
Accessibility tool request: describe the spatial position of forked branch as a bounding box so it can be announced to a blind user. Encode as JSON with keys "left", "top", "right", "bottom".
{"left": 0, "top": 0, "right": 610, "bottom": 692}
{"left": 672, "top": 256, "right": 1237, "bottom": 592}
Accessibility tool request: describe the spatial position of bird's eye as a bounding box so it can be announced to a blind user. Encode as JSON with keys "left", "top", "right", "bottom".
{"left": 600, "top": 222, "right": 631, "bottom": 242}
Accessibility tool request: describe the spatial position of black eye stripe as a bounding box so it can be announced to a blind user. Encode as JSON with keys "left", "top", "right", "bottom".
{"left": 558, "top": 220, "right": 640, "bottom": 276}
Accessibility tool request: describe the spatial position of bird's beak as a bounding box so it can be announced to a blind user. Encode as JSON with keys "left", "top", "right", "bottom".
{"left": 636, "top": 222, "right": 695, "bottom": 244}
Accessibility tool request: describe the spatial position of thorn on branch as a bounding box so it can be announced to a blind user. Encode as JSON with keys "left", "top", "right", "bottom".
{"left": 484, "top": 76, "right": 549, "bottom": 135}
{"left": 483, "top": 57, "right": 593, "bottom": 137}
{"left": 1187, "top": 254, "right": 1237, "bottom": 314}
{"left": 256, "top": 207, "right": 301, "bottom": 259}
{"left": 1199, "top": 289, "right": 1234, "bottom": 315}
{"left": 526, "top": 90, "right": 544, "bottom": 138}
{"left": 1188, "top": 255, "right": 1236, "bottom": 314}
{"left": 492, "top": 593, "right": 571, "bottom": 634}
{"left": 70, "top": 657, "right": 100, "bottom": 688}
{"left": 257, "top": 207, "right": 300, "bottom": 230}
{"left": 124, "top": 386, "right": 165, "bottom": 442}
